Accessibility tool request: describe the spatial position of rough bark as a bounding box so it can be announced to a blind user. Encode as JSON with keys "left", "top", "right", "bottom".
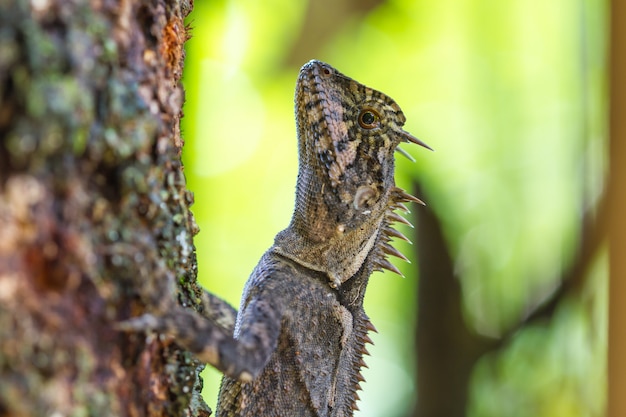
{"left": 0, "top": 0, "right": 210, "bottom": 416}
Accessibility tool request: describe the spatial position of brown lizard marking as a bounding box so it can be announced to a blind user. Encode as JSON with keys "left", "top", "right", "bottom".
{"left": 119, "top": 60, "right": 430, "bottom": 417}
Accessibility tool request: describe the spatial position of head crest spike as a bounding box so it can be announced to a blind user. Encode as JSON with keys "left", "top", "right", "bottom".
{"left": 375, "top": 258, "right": 404, "bottom": 276}
{"left": 392, "top": 186, "right": 426, "bottom": 206}
{"left": 387, "top": 212, "right": 414, "bottom": 228}
{"left": 402, "top": 130, "right": 434, "bottom": 151}
{"left": 381, "top": 242, "right": 410, "bottom": 262}
{"left": 365, "top": 321, "right": 378, "bottom": 333}
{"left": 383, "top": 226, "right": 412, "bottom": 243}
{"left": 392, "top": 202, "right": 411, "bottom": 213}
{"left": 355, "top": 372, "right": 366, "bottom": 383}
{"left": 395, "top": 146, "right": 416, "bottom": 162}
{"left": 361, "top": 333, "right": 374, "bottom": 345}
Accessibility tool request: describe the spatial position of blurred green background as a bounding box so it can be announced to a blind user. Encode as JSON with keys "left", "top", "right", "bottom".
{"left": 180, "top": 1, "right": 607, "bottom": 416}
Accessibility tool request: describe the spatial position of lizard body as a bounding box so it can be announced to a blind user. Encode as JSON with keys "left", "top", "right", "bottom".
{"left": 215, "top": 60, "right": 430, "bottom": 416}
{"left": 121, "top": 60, "right": 429, "bottom": 416}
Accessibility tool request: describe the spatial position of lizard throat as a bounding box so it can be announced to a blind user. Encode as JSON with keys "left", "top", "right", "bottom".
{"left": 273, "top": 215, "right": 383, "bottom": 288}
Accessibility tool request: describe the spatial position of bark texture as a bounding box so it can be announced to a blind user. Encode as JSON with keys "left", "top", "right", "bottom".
{"left": 0, "top": 0, "right": 211, "bottom": 415}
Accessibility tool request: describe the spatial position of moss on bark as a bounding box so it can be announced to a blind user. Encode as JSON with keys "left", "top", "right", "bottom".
{"left": 0, "top": 0, "right": 210, "bottom": 415}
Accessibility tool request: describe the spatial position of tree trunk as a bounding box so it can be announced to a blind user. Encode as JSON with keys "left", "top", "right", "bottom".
{"left": 413, "top": 191, "right": 492, "bottom": 417}
{"left": 608, "top": 0, "right": 626, "bottom": 415}
{"left": 412, "top": 180, "right": 604, "bottom": 417}
{"left": 0, "top": 1, "right": 210, "bottom": 415}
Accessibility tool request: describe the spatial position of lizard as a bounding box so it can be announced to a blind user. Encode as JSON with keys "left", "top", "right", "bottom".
{"left": 121, "top": 60, "right": 431, "bottom": 416}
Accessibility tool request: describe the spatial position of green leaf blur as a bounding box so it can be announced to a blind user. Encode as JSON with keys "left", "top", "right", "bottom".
{"left": 181, "top": 1, "right": 607, "bottom": 416}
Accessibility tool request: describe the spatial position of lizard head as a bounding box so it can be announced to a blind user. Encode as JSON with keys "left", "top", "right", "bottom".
{"left": 274, "top": 60, "right": 431, "bottom": 288}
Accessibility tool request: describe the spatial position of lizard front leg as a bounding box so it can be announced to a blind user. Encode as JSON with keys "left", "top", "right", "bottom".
{"left": 198, "top": 290, "right": 237, "bottom": 335}
{"left": 119, "top": 294, "right": 282, "bottom": 382}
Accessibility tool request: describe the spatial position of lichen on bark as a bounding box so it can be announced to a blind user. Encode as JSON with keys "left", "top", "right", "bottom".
{"left": 0, "top": 0, "right": 209, "bottom": 415}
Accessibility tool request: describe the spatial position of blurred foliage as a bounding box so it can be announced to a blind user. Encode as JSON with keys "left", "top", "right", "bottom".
{"left": 181, "top": 0, "right": 607, "bottom": 416}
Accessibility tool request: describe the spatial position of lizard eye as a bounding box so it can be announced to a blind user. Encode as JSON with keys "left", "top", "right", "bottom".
{"left": 358, "top": 108, "right": 380, "bottom": 129}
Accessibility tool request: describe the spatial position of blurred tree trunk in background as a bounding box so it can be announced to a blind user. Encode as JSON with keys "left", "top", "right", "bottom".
{"left": 608, "top": 0, "right": 626, "bottom": 415}
{"left": 413, "top": 187, "right": 606, "bottom": 417}
{"left": 0, "top": 1, "right": 211, "bottom": 415}
{"left": 411, "top": 0, "right": 610, "bottom": 411}
{"left": 413, "top": 198, "right": 494, "bottom": 417}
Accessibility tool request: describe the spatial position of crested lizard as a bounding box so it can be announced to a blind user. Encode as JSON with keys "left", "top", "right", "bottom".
{"left": 122, "top": 60, "right": 430, "bottom": 416}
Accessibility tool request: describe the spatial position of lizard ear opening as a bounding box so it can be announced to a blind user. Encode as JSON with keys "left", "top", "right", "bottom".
{"left": 401, "top": 130, "right": 434, "bottom": 151}
{"left": 353, "top": 185, "right": 380, "bottom": 212}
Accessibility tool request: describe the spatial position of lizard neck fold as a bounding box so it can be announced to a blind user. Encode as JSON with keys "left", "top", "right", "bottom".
{"left": 273, "top": 214, "right": 383, "bottom": 288}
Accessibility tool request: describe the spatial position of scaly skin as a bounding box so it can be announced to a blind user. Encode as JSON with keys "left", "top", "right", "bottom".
{"left": 120, "top": 60, "right": 430, "bottom": 417}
